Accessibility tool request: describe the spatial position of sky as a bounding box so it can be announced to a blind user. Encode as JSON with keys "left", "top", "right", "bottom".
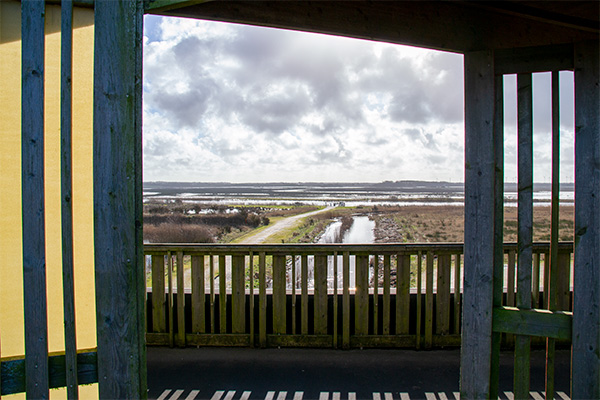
{"left": 142, "top": 15, "right": 575, "bottom": 183}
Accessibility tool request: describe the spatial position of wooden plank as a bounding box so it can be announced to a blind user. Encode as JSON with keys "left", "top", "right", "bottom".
{"left": 546, "top": 70, "right": 560, "bottom": 400}
{"left": 492, "top": 307, "right": 572, "bottom": 340}
{"left": 382, "top": 255, "right": 391, "bottom": 335}
{"left": 301, "top": 255, "right": 308, "bottom": 335}
{"left": 333, "top": 252, "right": 338, "bottom": 348}
{"left": 355, "top": 255, "right": 369, "bottom": 335}
{"left": 556, "top": 252, "right": 571, "bottom": 312}
{"left": 314, "top": 255, "right": 328, "bottom": 335}
{"left": 209, "top": 255, "right": 215, "bottom": 333}
{"left": 515, "top": 72, "right": 533, "bottom": 400}
{"left": 272, "top": 255, "right": 286, "bottom": 334}
{"left": 191, "top": 255, "right": 205, "bottom": 333}
{"left": 436, "top": 255, "right": 451, "bottom": 335}
{"left": 219, "top": 255, "right": 227, "bottom": 333}
{"left": 460, "top": 50, "right": 496, "bottom": 400}
{"left": 248, "top": 252, "right": 254, "bottom": 346}
{"left": 291, "top": 255, "right": 296, "bottom": 334}
{"left": 372, "top": 255, "right": 379, "bottom": 335}
{"left": 151, "top": 255, "right": 166, "bottom": 332}
{"left": 342, "top": 252, "right": 350, "bottom": 348}
{"left": 453, "top": 254, "right": 462, "bottom": 335}
{"left": 543, "top": 252, "right": 550, "bottom": 309}
{"left": 21, "top": 1, "right": 49, "bottom": 398}
{"left": 507, "top": 250, "right": 516, "bottom": 307}
{"left": 167, "top": 253, "right": 174, "bottom": 347}
{"left": 489, "top": 73, "right": 505, "bottom": 400}
{"left": 532, "top": 253, "right": 540, "bottom": 308}
{"left": 396, "top": 255, "right": 410, "bottom": 335}
{"left": 176, "top": 252, "right": 186, "bottom": 347}
{"left": 494, "top": 44, "right": 574, "bottom": 75}
{"left": 186, "top": 334, "right": 251, "bottom": 347}
{"left": 231, "top": 255, "right": 246, "bottom": 334}
{"left": 258, "top": 252, "right": 267, "bottom": 347}
{"left": 267, "top": 335, "right": 332, "bottom": 348}
{"left": 572, "top": 42, "right": 600, "bottom": 400}
{"left": 60, "top": 0, "right": 78, "bottom": 397}
{"left": 416, "top": 252, "right": 422, "bottom": 349}
{"left": 424, "top": 252, "right": 434, "bottom": 349}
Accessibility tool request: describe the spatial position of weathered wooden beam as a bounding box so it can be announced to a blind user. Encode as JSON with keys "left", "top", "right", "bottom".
{"left": 460, "top": 49, "right": 496, "bottom": 400}
{"left": 144, "top": 0, "right": 209, "bottom": 13}
{"left": 176, "top": 252, "right": 186, "bottom": 347}
{"left": 21, "top": 1, "right": 49, "bottom": 398}
{"left": 572, "top": 39, "right": 600, "bottom": 400}
{"left": 494, "top": 44, "right": 574, "bottom": 75}
{"left": 492, "top": 307, "right": 572, "bottom": 341}
{"left": 60, "top": 0, "right": 78, "bottom": 397}
{"left": 93, "top": 0, "right": 146, "bottom": 398}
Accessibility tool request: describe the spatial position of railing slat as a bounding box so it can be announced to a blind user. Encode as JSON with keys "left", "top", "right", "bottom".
{"left": 301, "top": 255, "right": 309, "bottom": 335}
{"left": 21, "top": 0, "right": 49, "bottom": 397}
{"left": 333, "top": 252, "right": 339, "bottom": 348}
{"left": 60, "top": 0, "right": 78, "bottom": 397}
{"left": 396, "top": 254, "right": 410, "bottom": 335}
{"left": 373, "top": 255, "right": 379, "bottom": 335}
{"left": 152, "top": 255, "right": 166, "bottom": 333}
{"left": 249, "top": 252, "right": 255, "bottom": 346}
{"left": 232, "top": 255, "right": 245, "bottom": 334}
{"left": 355, "top": 255, "right": 369, "bottom": 335}
{"left": 219, "top": 255, "right": 227, "bottom": 333}
{"left": 506, "top": 250, "right": 516, "bottom": 347}
{"left": 259, "top": 252, "right": 267, "bottom": 347}
{"left": 436, "top": 255, "right": 451, "bottom": 335}
{"left": 176, "top": 252, "right": 185, "bottom": 347}
{"left": 416, "top": 252, "right": 422, "bottom": 349}
{"left": 168, "top": 252, "right": 174, "bottom": 347}
{"left": 191, "top": 255, "right": 205, "bottom": 333}
{"left": 382, "top": 255, "right": 391, "bottom": 335}
{"left": 453, "top": 254, "right": 462, "bottom": 335}
{"left": 273, "top": 255, "right": 286, "bottom": 334}
{"left": 209, "top": 255, "right": 215, "bottom": 333}
{"left": 314, "top": 255, "right": 328, "bottom": 335}
{"left": 342, "top": 252, "right": 350, "bottom": 348}
{"left": 291, "top": 255, "right": 297, "bottom": 335}
{"left": 425, "top": 251, "right": 434, "bottom": 349}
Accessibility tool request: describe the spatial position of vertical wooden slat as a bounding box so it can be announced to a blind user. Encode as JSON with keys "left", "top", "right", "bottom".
{"left": 453, "top": 254, "right": 462, "bottom": 335}
{"left": 333, "top": 252, "right": 338, "bottom": 348}
{"left": 543, "top": 251, "right": 550, "bottom": 309}
{"left": 460, "top": 50, "right": 495, "bottom": 399}
{"left": 60, "top": 0, "right": 78, "bottom": 397}
{"left": 209, "top": 255, "right": 215, "bottom": 333}
{"left": 93, "top": 0, "right": 147, "bottom": 397}
{"left": 396, "top": 254, "right": 410, "bottom": 335}
{"left": 314, "top": 255, "right": 328, "bottom": 335}
{"left": 532, "top": 253, "right": 540, "bottom": 308}
{"left": 273, "top": 255, "right": 286, "bottom": 335}
{"left": 514, "top": 72, "right": 533, "bottom": 400}
{"left": 219, "top": 255, "right": 227, "bottom": 333}
{"left": 231, "top": 255, "right": 245, "bottom": 334}
{"left": 382, "top": 255, "right": 391, "bottom": 335}
{"left": 556, "top": 253, "right": 571, "bottom": 312}
{"left": 258, "top": 252, "right": 267, "bottom": 347}
{"left": 436, "top": 255, "right": 451, "bottom": 335}
{"left": 191, "top": 255, "right": 205, "bottom": 333}
{"left": 546, "top": 70, "right": 560, "bottom": 400}
{"left": 249, "top": 252, "right": 254, "bottom": 346}
{"left": 424, "top": 251, "right": 434, "bottom": 349}
{"left": 167, "top": 253, "right": 174, "bottom": 347}
{"left": 342, "top": 252, "right": 350, "bottom": 348}
{"left": 301, "top": 255, "right": 309, "bottom": 335}
{"left": 489, "top": 73, "right": 505, "bottom": 400}
{"left": 572, "top": 40, "right": 600, "bottom": 400}
{"left": 176, "top": 252, "right": 185, "bottom": 347}
{"left": 291, "top": 255, "right": 296, "bottom": 335}
{"left": 507, "top": 250, "right": 516, "bottom": 307}
{"left": 416, "top": 252, "right": 422, "bottom": 349}
{"left": 151, "top": 255, "right": 166, "bottom": 333}
{"left": 355, "top": 255, "right": 369, "bottom": 335}
{"left": 372, "top": 255, "right": 379, "bottom": 335}
{"left": 22, "top": 1, "right": 49, "bottom": 397}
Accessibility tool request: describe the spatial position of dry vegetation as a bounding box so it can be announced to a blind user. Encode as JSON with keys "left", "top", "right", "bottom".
{"left": 372, "top": 204, "right": 574, "bottom": 243}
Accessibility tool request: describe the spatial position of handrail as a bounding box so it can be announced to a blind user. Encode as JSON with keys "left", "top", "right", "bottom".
{"left": 144, "top": 242, "right": 574, "bottom": 350}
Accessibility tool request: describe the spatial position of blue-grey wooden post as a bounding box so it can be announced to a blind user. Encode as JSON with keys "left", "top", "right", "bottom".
{"left": 93, "top": 0, "right": 147, "bottom": 398}
{"left": 460, "top": 50, "right": 497, "bottom": 399}
{"left": 21, "top": 0, "right": 49, "bottom": 398}
{"left": 572, "top": 40, "right": 599, "bottom": 400}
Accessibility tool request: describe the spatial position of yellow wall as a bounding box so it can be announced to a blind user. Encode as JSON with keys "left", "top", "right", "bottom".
{"left": 1, "top": 1, "right": 97, "bottom": 397}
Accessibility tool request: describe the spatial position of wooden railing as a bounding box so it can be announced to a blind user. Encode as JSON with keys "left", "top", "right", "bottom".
{"left": 144, "top": 242, "right": 573, "bottom": 349}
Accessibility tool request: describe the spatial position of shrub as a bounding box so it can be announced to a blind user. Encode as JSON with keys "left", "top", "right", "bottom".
{"left": 144, "top": 223, "right": 215, "bottom": 243}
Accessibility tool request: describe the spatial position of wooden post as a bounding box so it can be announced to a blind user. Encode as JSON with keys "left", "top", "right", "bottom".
{"left": 460, "top": 50, "right": 496, "bottom": 399}
{"left": 191, "top": 255, "right": 205, "bottom": 333}
{"left": 60, "top": 0, "right": 78, "bottom": 397}
{"left": 396, "top": 254, "right": 410, "bottom": 335}
{"left": 424, "top": 252, "right": 434, "bottom": 349}
{"left": 258, "top": 252, "right": 267, "bottom": 347}
{"left": 314, "top": 255, "right": 328, "bottom": 335}
{"left": 22, "top": 1, "right": 49, "bottom": 398}
{"left": 93, "top": 0, "right": 147, "bottom": 397}
{"left": 514, "top": 72, "right": 533, "bottom": 399}
{"left": 382, "top": 255, "right": 391, "bottom": 335}
{"left": 176, "top": 252, "right": 185, "bottom": 347}
{"left": 572, "top": 40, "right": 600, "bottom": 400}
{"left": 273, "top": 255, "right": 286, "bottom": 335}
{"left": 301, "top": 255, "right": 309, "bottom": 335}
{"left": 219, "top": 255, "right": 227, "bottom": 333}
{"left": 231, "top": 255, "right": 246, "bottom": 334}
{"left": 151, "top": 256, "right": 166, "bottom": 333}
{"left": 355, "top": 255, "right": 369, "bottom": 335}
{"left": 342, "top": 252, "right": 350, "bottom": 348}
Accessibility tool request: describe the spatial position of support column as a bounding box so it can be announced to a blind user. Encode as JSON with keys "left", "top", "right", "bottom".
{"left": 572, "top": 40, "right": 600, "bottom": 400}
{"left": 93, "top": 1, "right": 146, "bottom": 398}
{"left": 460, "top": 50, "right": 497, "bottom": 399}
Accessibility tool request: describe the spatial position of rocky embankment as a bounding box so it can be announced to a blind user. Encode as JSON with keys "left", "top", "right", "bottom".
{"left": 373, "top": 216, "right": 404, "bottom": 243}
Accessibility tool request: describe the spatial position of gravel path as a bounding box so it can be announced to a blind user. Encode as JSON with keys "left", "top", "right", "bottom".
{"left": 238, "top": 206, "right": 335, "bottom": 244}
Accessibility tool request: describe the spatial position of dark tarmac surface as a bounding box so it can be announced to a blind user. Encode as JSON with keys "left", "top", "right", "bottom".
{"left": 147, "top": 347, "right": 571, "bottom": 400}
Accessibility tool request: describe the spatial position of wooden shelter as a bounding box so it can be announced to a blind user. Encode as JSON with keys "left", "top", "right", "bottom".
{"left": 3, "top": 1, "right": 598, "bottom": 399}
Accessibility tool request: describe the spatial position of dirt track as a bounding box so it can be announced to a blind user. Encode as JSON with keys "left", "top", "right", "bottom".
{"left": 238, "top": 206, "right": 335, "bottom": 244}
